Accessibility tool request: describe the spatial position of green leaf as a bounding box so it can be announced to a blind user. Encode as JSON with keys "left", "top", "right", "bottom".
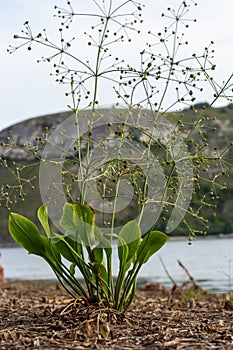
{"left": 115, "top": 221, "right": 141, "bottom": 309}
{"left": 70, "top": 262, "right": 76, "bottom": 276}
{"left": 51, "top": 235, "right": 81, "bottom": 263}
{"left": 93, "top": 245, "right": 103, "bottom": 264}
{"left": 9, "top": 213, "right": 46, "bottom": 255}
{"left": 59, "top": 203, "right": 95, "bottom": 246}
{"left": 98, "top": 264, "right": 109, "bottom": 286}
{"left": 9, "top": 213, "right": 64, "bottom": 281}
{"left": 53, "top": 233, "right": 93, "bottom": 278}
{"left": 118, "top": 221, "right": 141, "bottom": 266}
{"left": 137, "top": 230, "right": 169, "bottom": 265}
{"left": 42, "top": 238, "right": 62, "bottom": 268}
{"left": 118, "top": 236, "right": 129, "bottom": 267}
{"left": 37, "top": 205, "right": 50, "bottom": 238}
{"left": 94, "top": 226, "right": 112, "bottom": 257}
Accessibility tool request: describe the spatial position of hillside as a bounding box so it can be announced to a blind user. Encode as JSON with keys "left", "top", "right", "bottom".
{"left": 0, "top": 104, "right": 233, "bottom": 245}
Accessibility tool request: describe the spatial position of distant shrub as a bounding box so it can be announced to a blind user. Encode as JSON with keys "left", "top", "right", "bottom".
{"left": 190, "top": 102, "right": 210, "bottom": 110}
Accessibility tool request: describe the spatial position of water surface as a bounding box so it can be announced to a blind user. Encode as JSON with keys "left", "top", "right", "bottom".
{"left": 1, "top": 237, "right": 232, "bottom": 293}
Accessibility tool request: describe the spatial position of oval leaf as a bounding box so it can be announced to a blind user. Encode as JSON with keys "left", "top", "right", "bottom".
{"left": 37, "top": 204, "right": 50, "bottom": 238}
{"left": 9, "top": 213, "right": 45, "bottom": 255}
{"left": 59, "top": 203, "right": 95, "bottom": 245}
{"left": 137, "top": 230, "right": 169, "bottom": 265}
{"left": 118, "top": 221, "right": 141, "bottom": 265}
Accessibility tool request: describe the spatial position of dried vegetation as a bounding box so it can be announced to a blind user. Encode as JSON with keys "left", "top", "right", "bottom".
{"left": 1, "top": 280, "right": 233, "bottom": 349}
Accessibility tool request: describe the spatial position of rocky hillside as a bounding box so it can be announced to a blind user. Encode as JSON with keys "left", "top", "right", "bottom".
{"left": 0, "top": 111, "right": 73, "bottom": 160}
{"left": 1, "top": 104, "right": 233, "bottom": 159}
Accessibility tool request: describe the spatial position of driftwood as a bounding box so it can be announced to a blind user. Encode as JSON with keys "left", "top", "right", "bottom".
{"left": 158, "top": 256, "right": 206, "bottom": 296}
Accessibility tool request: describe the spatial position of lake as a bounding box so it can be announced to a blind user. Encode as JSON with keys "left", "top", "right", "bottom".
{"left": 1, "top": 237, "right": 232, "bottom": 293}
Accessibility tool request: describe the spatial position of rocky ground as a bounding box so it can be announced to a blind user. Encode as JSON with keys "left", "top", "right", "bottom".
{"left": 0, "top": 280, "right": 233, "bottom": 349}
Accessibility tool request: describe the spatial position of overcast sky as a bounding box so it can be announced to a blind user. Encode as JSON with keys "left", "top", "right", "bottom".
{"left": 0, "top": 0, "right": 232, "bottom": 130}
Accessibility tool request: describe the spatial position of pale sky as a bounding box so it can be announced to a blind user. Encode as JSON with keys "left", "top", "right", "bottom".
{"left": 0, "top": 0, "right": 232, "bottom": 131}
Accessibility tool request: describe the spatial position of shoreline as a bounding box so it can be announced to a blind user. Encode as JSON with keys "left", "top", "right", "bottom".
{"left": 169, "top": 232, "right": 233, "bottom": 241}
{"left": 1, "top": 232, "right": 233, "bottom": 248}
{"left": 1, "top": 276, "right": 229, "bottom": 295}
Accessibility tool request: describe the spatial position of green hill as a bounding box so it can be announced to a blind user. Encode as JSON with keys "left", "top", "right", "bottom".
{"left": 0, "top": 105, "right": 232, "bottom": 245}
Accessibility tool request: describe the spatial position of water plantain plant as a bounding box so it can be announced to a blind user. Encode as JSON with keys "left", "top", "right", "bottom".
{"left": 2, "top": 0, "right": 233, "bottom": 314}
{"left": 9, "top": 203, "right": 168, "bottom": 312}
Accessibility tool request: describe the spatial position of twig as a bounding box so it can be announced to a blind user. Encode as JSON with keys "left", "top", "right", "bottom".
{"left": 159, "top": 255, "right": 177, "bottom": 287}
{"left": 177, "top": 259, "right": 198, "bottom": 289}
